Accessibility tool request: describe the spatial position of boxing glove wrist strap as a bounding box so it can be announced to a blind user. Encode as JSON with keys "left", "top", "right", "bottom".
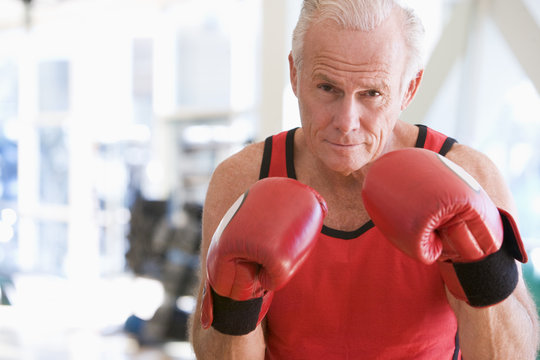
{"left": 441, "top": 209, "right": 527, "bottom": 307}
{"left": 210, "top": 287, "right": 263, "bottom": 336}
{"left": 448, "top": 244, "right": 518, "bottom": 307}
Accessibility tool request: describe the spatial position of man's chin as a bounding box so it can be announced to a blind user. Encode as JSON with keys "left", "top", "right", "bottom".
{"left": 320, "top": 157, "right": 371, "bottom": 177}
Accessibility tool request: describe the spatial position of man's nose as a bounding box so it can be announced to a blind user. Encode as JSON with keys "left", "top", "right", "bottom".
{"left": 333, "top": 96, "right": 360, "bottom": 133}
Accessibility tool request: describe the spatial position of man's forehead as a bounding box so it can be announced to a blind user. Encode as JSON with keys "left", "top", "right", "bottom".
{"left": 302, "top": 17, "right": 406, "bottom": 76}
{"left": 309, "top": 56, "right": 391, "bottom": 78}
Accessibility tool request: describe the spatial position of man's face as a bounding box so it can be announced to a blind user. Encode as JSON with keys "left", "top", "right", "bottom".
{"left": 290, "top": 10, "right": 416, "bottom": 176}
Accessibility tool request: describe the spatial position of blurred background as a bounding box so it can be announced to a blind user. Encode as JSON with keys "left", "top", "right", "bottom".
{"left": 0, "top": 0, "right": 539, "bottom": 359}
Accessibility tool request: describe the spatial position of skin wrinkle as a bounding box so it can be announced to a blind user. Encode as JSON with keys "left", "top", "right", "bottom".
{"left": 292, "top": 16, "right": 409, "bottom": 178}
{"left": 299, "top": 72, "right": 395, "bottom": 176}
{"left": 310, "top": 55, "right": 393, "bottom": 91}
{"left": 311, "top": 70, "right": 393, "bottom": 110}
{"left": 311, "top": 54, "right": 392, "bottom": 75}
{"left": 310, "top": 70, "right": 389, "bottom": 89}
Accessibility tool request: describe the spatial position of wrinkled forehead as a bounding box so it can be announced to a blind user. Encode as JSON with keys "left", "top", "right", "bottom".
{"left": 302, "top": 15, "right": 407, "bottom": 78}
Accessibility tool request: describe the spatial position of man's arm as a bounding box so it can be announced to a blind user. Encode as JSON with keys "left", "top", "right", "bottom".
{"left": 446, "top": 276, "right": 537, "bottom": 359}
{"left": 446, "top": 144, "right": 539, "bottom": 359}
{"left": 189, "top": 142, "right": 267, "bottom": 360}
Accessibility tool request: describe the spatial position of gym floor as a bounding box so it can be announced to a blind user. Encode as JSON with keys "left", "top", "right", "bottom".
{"left": 0, "top": 322, "right": 195, "bottom": 360}
{"left": 0, "top": 275, "right": 196, "bottom": 360}
{"left": 0, "top": 314, "right": 194, "bottom": 360}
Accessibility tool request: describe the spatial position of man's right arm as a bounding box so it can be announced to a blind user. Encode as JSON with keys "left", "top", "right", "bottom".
{"left": 189, "top": 142, "right": 267, "bottom": 359}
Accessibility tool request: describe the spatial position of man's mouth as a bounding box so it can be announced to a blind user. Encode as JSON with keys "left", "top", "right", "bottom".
{"left": 326, "top": 140, "right": 360, "bottom": 148}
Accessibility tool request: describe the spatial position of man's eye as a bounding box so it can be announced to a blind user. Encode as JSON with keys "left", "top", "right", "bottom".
{"left": 366, "top": 90, "right": 381, "bottom": 97}
{"left": 318, "top": 84, "right": 334, "bottom": 92}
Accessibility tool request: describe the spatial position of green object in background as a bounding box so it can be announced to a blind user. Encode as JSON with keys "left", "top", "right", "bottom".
{"left": 522, "top": 262, "right": 540, "bottom": 360}
{"left": 0, "top": 275, "right": 13, "bottom": 306}
{"left": 523, "top": 262, "right": 540, "bottom": 305}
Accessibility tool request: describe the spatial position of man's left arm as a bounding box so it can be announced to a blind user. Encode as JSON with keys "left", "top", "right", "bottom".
{"left": 446, "top": 274, "right": 537, "bottom": 359}
{"left": 362, "top": 144, "right": 539, "bottom": 359}
{"left": 446, "top": 145, "right": 539, "bottom": 359}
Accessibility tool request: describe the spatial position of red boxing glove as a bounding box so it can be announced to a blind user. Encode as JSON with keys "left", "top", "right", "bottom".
{"left": 362, "top": 148, "right": 527, "bottom": 307}
{"left": 201, "top": 177, "right": 327, "bottom": 335}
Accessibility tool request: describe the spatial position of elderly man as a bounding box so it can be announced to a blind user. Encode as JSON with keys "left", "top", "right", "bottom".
{"left": 189, "top": 0, "right": 539, "bottom": 358}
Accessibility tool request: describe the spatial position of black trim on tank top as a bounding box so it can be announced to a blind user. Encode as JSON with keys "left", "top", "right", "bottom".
{"left": 259, "top": 135, "right": 273, "bottom": 180}
{"left": 439, "top": 137, "right": 457, "bottom": 156}
{"left": 414, "top": 124, "right": 458, "bottom": 155}
{"left": 286, "top": 128, "right": 298, "bottom": 179}
{"left": 415, "top": 124, "right": 428, "bottom": 148}
{"left": 321, "top": 220, "right": 375, "bottom": 240}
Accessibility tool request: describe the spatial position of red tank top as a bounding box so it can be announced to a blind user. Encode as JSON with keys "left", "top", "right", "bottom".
{"left": 260, "top": 125, "right": 461, "bottom": 359}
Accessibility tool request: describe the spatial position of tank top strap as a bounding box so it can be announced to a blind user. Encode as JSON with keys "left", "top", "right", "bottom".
{"left": 259, "top": 128, "right": 298, "bottom": 180}
{"left": 415, "top": 124, "right": 457, "bottom": 156}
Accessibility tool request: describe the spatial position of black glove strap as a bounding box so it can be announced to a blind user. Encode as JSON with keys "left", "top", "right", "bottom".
{"left": 211, "top": 288, "right": 263, "bottom": 336}
{"left": 453, "top": 211, "right": 526, "bottom": 307}
{"left": 453, "top": 244, "right": 518, "bottom": 307}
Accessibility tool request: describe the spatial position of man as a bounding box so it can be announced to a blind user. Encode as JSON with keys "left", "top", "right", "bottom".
{"left": 189, "top": 0, "right": 539, "bottom": 358}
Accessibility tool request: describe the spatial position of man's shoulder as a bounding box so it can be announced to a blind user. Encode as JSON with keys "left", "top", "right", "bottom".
{"left": 218, "top": 140, "right": 265, "bottom": 179}
{"left": 445, "top": 143, "right": 513, "bottom": 211}
{"left": 208, "top": 141, "right": 266, "bottom": 199}
{"left": 445, "top": 143, "right": 497, "bottom": 177}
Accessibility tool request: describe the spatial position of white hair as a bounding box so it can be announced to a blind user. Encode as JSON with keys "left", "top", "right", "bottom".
{"left": 291, "top": 0, "right": 425, "bottom": 85}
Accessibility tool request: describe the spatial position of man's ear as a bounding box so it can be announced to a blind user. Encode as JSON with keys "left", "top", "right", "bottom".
{"left": 289, "top": 52, "right": 298, "bottom": 96}
{"left": 401, "top": 69, "right": 423, "bottom": 111}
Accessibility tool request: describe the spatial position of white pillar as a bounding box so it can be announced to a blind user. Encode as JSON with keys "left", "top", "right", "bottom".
{"left": 258, "top": 0, "right": 289, "bottom": 140}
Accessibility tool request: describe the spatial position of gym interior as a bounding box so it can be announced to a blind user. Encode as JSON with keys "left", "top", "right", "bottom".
{"left": 0, "top": 0, "right": 539, "bottom": 359}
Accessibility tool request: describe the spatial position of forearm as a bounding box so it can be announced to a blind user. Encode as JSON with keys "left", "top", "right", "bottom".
{"left": 189, "top": 285, "right": 266, "bottom": 360}
{"left": 447, "top": 278, "right": 539, "bottom": 359}
{"left": 190, "top": 321, "right": 266, "bottom": 360}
